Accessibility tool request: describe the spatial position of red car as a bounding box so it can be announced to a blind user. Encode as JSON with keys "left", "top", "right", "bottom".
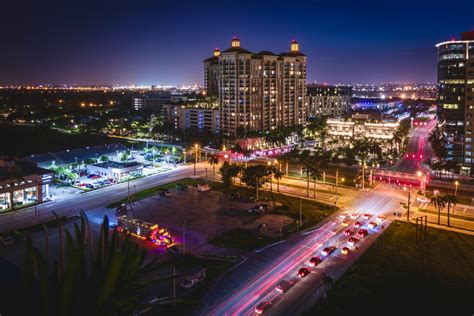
{"left": 297, "top": 267, "right": 311, "bottom": 278}
{"left": 347, "top": 237, "right": 359, "bottom": 246}
{"left": 357, "top": 229, "right": 369, "bottom": 238}
{"left": 309, "top": 256, "right": 323, "bottom": 267}
{"left": 344, "top": 229, "right": 354, "bottom": 236}
{"left": 354, "top": 221, "right": 363, "bottom": 228}
{"left": 321, "top": 246, "right": 336, "bottom": 256}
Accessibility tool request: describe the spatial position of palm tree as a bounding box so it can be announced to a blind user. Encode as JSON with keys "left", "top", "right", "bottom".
{"left": 430, "top": 195, "right": 447, "bottom": 225}
{"left": 444, "top": 194, "right": 457, "bottom": 227}
{"left": 17, "top": 212, "right": 169, "bottom": 315}
{"left": 207, "top": 154, "right": 219, "bottom": 180}
{"left": 273, "top": 167, "right": 283, "bottom": 192}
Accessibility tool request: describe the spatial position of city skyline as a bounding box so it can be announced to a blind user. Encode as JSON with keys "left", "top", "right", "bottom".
{"left": 1, "top": 0, "right": 473, "bottom": 86}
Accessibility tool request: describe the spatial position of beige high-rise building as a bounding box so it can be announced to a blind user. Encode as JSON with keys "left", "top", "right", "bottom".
{"left": 204, "top": 38, "right": 307, "bottom": 136}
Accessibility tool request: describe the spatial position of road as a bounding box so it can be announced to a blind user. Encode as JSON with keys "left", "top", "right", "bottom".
{"left": 0, "top": 163, "right": 208, "bottom": 233}
{"left": 394, "top": 119, "right": 435, "bottom": 174}
{"left": 198, "top": 184, "right": 406, "bottom": 315}
{"left": 197, "top": 120, "right": 440, "bottom": 315}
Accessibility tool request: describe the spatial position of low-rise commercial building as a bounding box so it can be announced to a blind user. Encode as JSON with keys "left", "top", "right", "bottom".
{"left": 0, "top": 158, "right": 54, "bottom": 212}
{"left": 327, "top": 114, "right": 399, "bottom": 140}
{"left": 86, "top": 161, "right": 143, "bottom": 182}
{"left": 26, "top": 143, "right": 128, "bottom": 169}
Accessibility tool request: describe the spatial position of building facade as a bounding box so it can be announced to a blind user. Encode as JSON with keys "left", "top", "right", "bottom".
{"left": 0, "top": 158, "right": 54, "bottom": 213}
{"left": 436, "top": 31, "right": 474, "bottom": 175}
{"left": 162, "top": 104, "right": 220, "bottom": 134}
{"left": 204, "top": 38, "right": 307, "bottom": 135}
{"left": 203, "top": 48, "right": 221, "bottom": 97}
{"left": 307, "top": 84, "right": 352, "bottom": 117}
{"left": 327, "top": 116, "right": 399, "bottom": 140}
{"left": 86, "top": 161, "right": 143, "bottom": 182}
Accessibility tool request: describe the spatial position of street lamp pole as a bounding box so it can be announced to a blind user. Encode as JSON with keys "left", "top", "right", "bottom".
{"left": 407, "top": 190, "right": 411, "bottom": 222}
{"left": 193, "top": 144, "right": 198, "bottom": 176}
{"left": 454, "top": 181, "right": 459, "bottom": 196}
{"left": 335, "top": 168, "right": 338, "bottom": 207}
{"left": 182, "top": 220, "right": 186, "bottom": 255}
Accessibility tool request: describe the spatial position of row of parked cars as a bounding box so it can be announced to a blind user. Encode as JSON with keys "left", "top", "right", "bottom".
{"left": 255, "top": 210, "right": 387, "bottom": 314}
{"left": 76, "top": 177, "right": 114, "bottom": 189}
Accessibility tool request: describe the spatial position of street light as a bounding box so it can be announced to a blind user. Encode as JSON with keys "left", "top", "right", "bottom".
{"left": 193, "top": 144, "right": 199, "bottom": 176}
{"left": 454, "top": 180, "right": 459, "bottom": 196}
{"left": 335, "top": 169, "right": 345, "bottom": 207}
{"left": 267, "top": 160, "right": 273, "bottom": 191}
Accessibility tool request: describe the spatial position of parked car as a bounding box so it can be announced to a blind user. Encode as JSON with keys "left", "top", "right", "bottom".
{"left": 297, "top": 267, "right": 310, "bottom": 278}
{"left": 344, "top": 229, "right": 354, "bottom": 236}
{"left": 197, "top": 183, "right": 211, "bottom": 192}
{"left": 321, "top": 246, "right": 336, "bottom": 256}
{"left": 309, "top": 256, "right": 323, "bottom": 267}
{"left": 248, "top": 204, "right": 269, "bottom": 214}
{"left": 354, "top": 221, "right": 363, "bottom": 228}
{"left": 0, "top": 235, "right": 14, "bottom": 247}
{"left": 275, "top": 280, "right": 293, "bottom": 294}
{"left": 347, "top": 237, "right": 359, "bottom": 246}
{"left": 158, "top": 188, "right": 171, "bottom": 197}
{"left": 357, "top": 229, "right": 369, "bottom": 238}
{"left": 363, "top": 213, "right": 372, "bottom": 220}
{"left": 341, "top": 247, "right": 350, "bottom": 255}
{"left": 116, "top": 203, "right": 127, "bottom": 215}
{"left": 228, "top": 191, "right": 241, "bottom": 200}
{"left": 341, "top": 219, "right": 351, "bottom": 226}
{"left": 368, "top": 222, "right": 378, "bottom": 229}
{"left": 180, "top": 267, "right": 206, "bottom": 288}
{"left": 255, "top": 301, "right": 272, "bottom": 314}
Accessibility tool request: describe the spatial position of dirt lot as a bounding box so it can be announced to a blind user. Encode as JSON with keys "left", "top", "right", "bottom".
{"left": 239, "top": 214, "right": 294, "bottom": 238}
{"left": 127, "top": 186, "right": 292, "bottom": 254}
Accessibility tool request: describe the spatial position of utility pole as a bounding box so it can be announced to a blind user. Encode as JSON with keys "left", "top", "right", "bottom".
{"left": 407, "top": 190, "right": 411, "bottom": 222}
{"left": 182, "top": 220, "right": 186, "bottom": 255}
{"left": 335, "top": 169, "right": 339, "bottom": 207}
{"left": 173, "top": 265, "right": 176, "bottom": 305}
{"left": 35, "top": 203, "right": 39, "bottom": 225}
{"left": 299, "top": 199, "right": 302, "bottom": 229}
{"left": 361, "top": 162, "right": 365, "bottom": 190}
{"left": 256, "top": 178, "right": 259, "bottom": 201}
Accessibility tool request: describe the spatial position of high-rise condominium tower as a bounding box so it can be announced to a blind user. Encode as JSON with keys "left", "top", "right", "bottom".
{"left": 204, "top": 38, "right": 307, "bottom": 136}
{"left": 436, "top": 31, "right": 474, "bottom": 175}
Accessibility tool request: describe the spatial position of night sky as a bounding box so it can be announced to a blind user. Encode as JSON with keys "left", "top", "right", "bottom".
{"left": 1, "top": 0, "right": 473, "bottom": 86}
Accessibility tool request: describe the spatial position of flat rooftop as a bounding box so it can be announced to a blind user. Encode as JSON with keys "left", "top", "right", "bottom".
{"left": 91, "top": 161, "right": 142, "bottom": 169}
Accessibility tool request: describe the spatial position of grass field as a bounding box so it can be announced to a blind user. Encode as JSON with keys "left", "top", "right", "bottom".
{"left": 209, "top": 228, "right": 276, "bottom": 251}
{"left": 306, "top": 221, "right": 474, "bottom": 315}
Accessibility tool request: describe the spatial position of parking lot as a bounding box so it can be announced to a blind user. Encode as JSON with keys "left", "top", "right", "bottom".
{"left": 119, "top": 185, "right": 294, "bottom": 255}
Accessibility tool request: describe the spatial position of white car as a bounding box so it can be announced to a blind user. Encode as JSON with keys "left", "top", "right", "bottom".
{"left": 417, "top": 196, "right": 430, "bottom": 203}
{"left": 376, "top": 215, "right": 386, "bottom": 223}
{"left": 350, "top": 212, "right": 359, "bottom": 219}
{"left": 368, "top": 222, "right": 378, "bottom": 229}
{"left": 339, "top": 212, "right": 349, "bottom": 219}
